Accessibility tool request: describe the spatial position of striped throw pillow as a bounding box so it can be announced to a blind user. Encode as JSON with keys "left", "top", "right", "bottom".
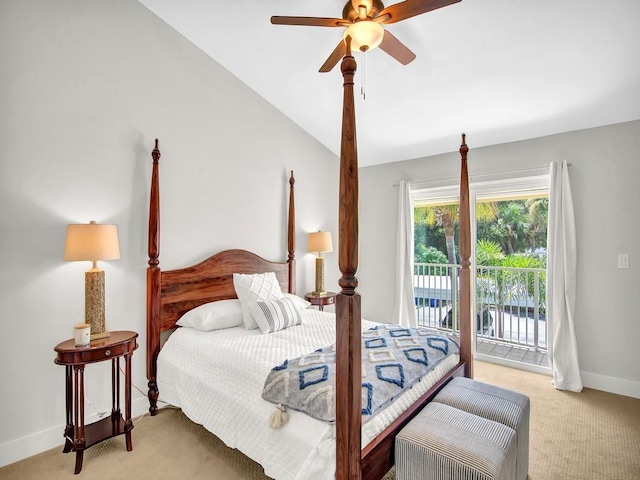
{"left": 250, "top": 297, "right": 303, "bottom": 334}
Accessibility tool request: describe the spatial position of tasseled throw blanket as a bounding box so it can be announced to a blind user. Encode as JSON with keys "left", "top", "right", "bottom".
{"left": 262, "top": 325, "right": 459, "bottom": 427}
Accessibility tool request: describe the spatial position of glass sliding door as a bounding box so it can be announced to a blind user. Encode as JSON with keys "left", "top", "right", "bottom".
{"left": 412, "top": 175, "right": 550, "bottom": 372}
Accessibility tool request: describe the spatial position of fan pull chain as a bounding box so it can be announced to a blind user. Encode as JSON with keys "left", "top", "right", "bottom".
{"left": 360, "top": 51, "right": 366, "bottom": 100}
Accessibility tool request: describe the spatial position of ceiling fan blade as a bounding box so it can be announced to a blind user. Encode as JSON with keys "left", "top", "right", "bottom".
{"left": 319, "top": 40, "right": 347, "bottom": 73}
{"left": 379, "top": 0, "right": 461, "bottom": 25}
{"left": 379, "top": 30, "right": 416, "bottom": 65}
{"left": 373, "top": 13, "right": 392, "bottom": 23}
{"left": 271, "top": 16, "right": 348, "bottom": 27}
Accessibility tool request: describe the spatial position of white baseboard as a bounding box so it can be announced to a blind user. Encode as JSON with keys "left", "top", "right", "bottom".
{"left": 0, "top": 397, "right": 150, "bottom": 468}
{"left": 581, "top": 370, "right": 640, "bottom": 399}
{"left": 475, "top": 353, "right": 640, "bottom": 399}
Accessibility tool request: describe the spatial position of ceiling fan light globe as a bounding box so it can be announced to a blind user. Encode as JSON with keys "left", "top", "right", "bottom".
{"left": 344, "top": 21, "right": 384, "bottom": 53}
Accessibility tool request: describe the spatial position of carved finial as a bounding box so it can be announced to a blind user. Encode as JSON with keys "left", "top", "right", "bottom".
{"left": 152, "top": 138, "right": 161, "bottom": 164}
{"left": 342, "top": 57, "right": 357, "bottom": 75}
{"left": 459, "top": 133, "right": 468, "bottom": 160}
{"left": 289, "top": 170, "right": 295, "bottom": 187}
{"left": 341, "top": 36, "right": 357, "bottom": 76}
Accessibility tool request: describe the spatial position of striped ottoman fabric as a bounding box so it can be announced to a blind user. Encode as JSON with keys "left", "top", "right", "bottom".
{"left": 396, "top": 402, "right": 517, "bottom": 480}
{"left": 433, "top": 377, "right": 530, "bottom": 480}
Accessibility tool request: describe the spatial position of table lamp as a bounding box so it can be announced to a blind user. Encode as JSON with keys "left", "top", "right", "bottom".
{"left": 64, "top": 221, "right": 120, "bottom": 340}
{"left": 307, "top": 231, "right": 333, "bottom": 296}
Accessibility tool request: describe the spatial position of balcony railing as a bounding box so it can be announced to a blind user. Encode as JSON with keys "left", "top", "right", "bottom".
{"left": 414, "top": 262, "right": 547, "bottom": 354}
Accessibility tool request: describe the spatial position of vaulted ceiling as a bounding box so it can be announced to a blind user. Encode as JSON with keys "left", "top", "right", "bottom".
{"left": 139, "top": 0, "right": 640, "bottom": 166}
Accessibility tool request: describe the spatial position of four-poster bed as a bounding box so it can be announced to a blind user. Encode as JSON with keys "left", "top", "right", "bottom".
{"left": 146, "top": 42, "right": 472, "bottom": 480}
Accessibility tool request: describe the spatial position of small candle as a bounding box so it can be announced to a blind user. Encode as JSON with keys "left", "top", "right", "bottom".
{"left": 74, "top": 323, "right": 91, "bottom": 346}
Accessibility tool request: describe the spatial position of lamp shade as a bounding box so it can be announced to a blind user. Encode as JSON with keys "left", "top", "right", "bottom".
{"left": 344, "top": 20, "right": 385, "bottom": 53}
{"left": 308, "top": 231, "right": 333, "bottom": 254}
{"left": 64, "top": 222, "right": 120, "bottom": 261}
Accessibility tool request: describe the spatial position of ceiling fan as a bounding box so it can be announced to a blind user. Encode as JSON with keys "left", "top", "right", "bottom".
{"left": 271, "top": 0, "right": 461, "bottom": 73}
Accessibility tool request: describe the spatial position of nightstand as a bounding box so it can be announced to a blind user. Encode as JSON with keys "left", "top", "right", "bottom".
{"left": 305, "top": 291, "right": 337, "bottom": 311}
{"left": 54, "top": 330, "right": 138, "bottom": 474}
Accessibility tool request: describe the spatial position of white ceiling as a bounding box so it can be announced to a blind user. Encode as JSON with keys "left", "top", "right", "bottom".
{"left": 138, "top": 0, "right": 640, "bottom": 167}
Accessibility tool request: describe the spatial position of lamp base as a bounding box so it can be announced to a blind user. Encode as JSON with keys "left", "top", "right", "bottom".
{"left": 310, "top": 291, "right": 328, "bottom": 297}
{"left": 90, "top": 331, "right": 111, "bottom": 341}
{"left": 314, "top": 256, "right": 326, "bottom": 297}
{"left": 85, "top": 268, "right": 108, "bottom": 340}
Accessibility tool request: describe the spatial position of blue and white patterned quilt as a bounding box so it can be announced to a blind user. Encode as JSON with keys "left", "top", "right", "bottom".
{"left": 262, "top": 324, "right": 459, "bottom": 423}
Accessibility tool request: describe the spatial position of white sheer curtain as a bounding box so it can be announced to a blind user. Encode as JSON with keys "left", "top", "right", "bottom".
{"left": 394, "top": 181, "right": 417, "bottom": 327}
{"left": 546, "top": 160, "right": 582, "bottom": 392}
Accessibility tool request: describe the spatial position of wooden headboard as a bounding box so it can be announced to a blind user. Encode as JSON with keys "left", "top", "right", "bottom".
{"left": 145, "top": 138, "right": 296, "bottom": 414}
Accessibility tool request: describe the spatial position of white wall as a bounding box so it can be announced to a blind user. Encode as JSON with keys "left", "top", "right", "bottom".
{"left": 0, "top": 0, "right": 340, "bottom": 466}
{"left": 359, "top": 121, "right": 640, "bottom": 399}
{"left": 3, "top": 0, "right": 638, "bottom": 469}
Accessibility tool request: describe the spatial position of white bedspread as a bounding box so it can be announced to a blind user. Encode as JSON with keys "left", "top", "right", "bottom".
{"left": 157, "top": 309, "right": 459, "bottom": 480}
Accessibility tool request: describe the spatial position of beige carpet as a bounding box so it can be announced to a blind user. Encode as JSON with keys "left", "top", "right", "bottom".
{"left": 2, "top": 361, "right": 639, "bottom": 479}
{"left": 474, "top": 362, "right": 640, "bottom": 480}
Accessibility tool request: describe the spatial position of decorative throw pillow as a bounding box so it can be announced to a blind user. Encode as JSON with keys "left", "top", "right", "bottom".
{"left": 176, "top": 299, "right": 243, "bottom": 331}
{"left": 233, "top": 272, "right": 283, "bottom": 330}
{"left": 282, "top": 293, "right": 312, "bottom": 310}
{"left": 250, "top": 297, "right": 303, "bottom": 334}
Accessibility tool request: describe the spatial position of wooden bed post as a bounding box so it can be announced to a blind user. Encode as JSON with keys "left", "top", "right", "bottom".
{"left": 458, "top": 134, "right": 473, "bottom": 378}
{"left": 288, "top": 171, "right": 296, "bottom": 294}
{"left": 144, "top": 141, "right": 297, "bottom": 416}
{"left": 335, "top": 37, "right": 362, "bottom": 480}
{"left": 147, "top": 138, "right": 161, "bottom": 415}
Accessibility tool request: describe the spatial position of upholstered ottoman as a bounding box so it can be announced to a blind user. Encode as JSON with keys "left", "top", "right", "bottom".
{"left": 433, "top": 377, "right": 530, "bottom": 480}
{"left": 395, "top": 402, "right": 517, "bottom": 480}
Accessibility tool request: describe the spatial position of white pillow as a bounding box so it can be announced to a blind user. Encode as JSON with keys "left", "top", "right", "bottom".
{"left": 233, "top": 272, "right": 283, "bottom": 330}
{"left": 176, "top": 299, "right": 243, "bottom": 331}
{"left": 250, "top": 297, "right": 303, "bottom": 334}
{"left": 282, "top": 293, "right": 312, "bottom": 310}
